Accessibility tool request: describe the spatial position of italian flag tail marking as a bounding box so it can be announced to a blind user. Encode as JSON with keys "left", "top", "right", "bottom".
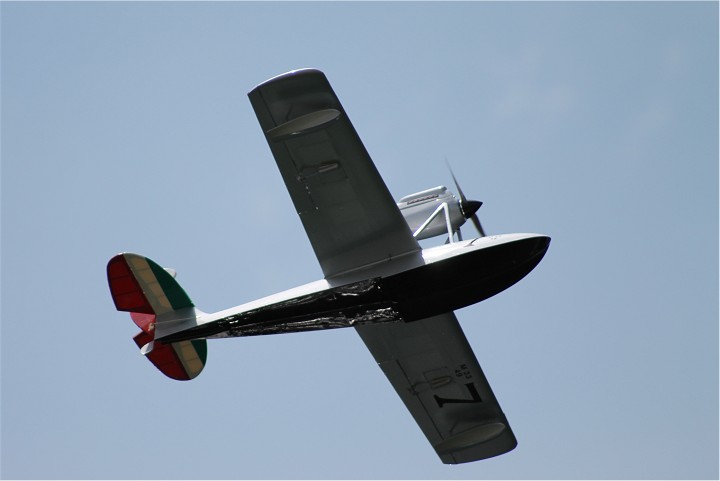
{"left": 108, "top": 253, "right": 207, "bottom": 381}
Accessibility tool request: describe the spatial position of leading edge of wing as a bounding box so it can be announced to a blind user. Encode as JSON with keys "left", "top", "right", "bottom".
{"left": 355, "top": 311, "right": 517, "bottom": 464}
{"left": 248, "top": 69, "right": 421, "bottom": 279}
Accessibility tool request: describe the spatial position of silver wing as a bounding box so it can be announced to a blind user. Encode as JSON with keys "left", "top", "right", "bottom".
{"left": 248, "top": 69, "right": 516, "bottom": 463}
{"left": 248, "top": 69, "right": 420, "bottom": 279}
{"left": 356, "top": 313, "right": 516, "bottom": 463}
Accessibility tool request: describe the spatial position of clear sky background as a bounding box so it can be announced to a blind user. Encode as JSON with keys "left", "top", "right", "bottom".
{"left": 2, "top": 2, "right": 718, "bottom": 479}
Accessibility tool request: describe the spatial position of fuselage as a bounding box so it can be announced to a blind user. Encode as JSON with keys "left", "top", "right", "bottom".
{"left": 156, "top": 233, "right": 551, "bottom": 343}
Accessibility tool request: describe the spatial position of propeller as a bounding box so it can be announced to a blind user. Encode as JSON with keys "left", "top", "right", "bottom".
{"left": 446, "top": 161, "right": 487, "bottom": 237}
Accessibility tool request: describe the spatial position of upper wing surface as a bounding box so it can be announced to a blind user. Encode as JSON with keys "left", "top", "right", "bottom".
{"left": 355, "top": 312, "right": 517, "bottom": 464}
{"left": 248, "top": 69, "right": 420, "bottom": 278}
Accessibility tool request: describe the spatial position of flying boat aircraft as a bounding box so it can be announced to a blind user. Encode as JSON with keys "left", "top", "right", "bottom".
{"left": 107, "top": 68, "right": 550, "bottom": 464}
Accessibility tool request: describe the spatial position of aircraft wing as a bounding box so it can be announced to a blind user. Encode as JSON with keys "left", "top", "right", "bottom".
{"left": 249, "top": 69, "right": 514, "bottom": 463}
{"left": 248, "top": 69, "right": 420, "bottom": 278}
{"left": 355, "top": 312, "right": 517, "bottom": 464}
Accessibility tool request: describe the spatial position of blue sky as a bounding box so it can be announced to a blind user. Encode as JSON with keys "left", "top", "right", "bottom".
{"left": 2, "top": 2, "right": 717, "bottom": 479}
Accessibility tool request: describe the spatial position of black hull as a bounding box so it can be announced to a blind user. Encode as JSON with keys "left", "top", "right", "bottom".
{"left": 387, "top": 236, "right": 551, "bottom": 321}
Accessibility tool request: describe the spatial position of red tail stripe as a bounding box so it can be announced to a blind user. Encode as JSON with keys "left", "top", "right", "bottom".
{"left": 107, "top": 255, "right": 154, "bottom": 314}
{"left": 132, "top": 332, "right": 190, "bottom": 381}
{"left": 133, "top": 330, "right": 154, "bottom": 349}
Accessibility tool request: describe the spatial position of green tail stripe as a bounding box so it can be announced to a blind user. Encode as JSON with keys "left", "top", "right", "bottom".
{"left": 145, "top": 257, "right": 194, "bottom": 310}
{"left": 191, "top": 339, "right": 208, "bottom": 365}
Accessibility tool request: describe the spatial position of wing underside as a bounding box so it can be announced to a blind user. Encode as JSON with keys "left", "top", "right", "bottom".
{"left": 355, "top": 312, "right": 517, "bottom": 463}
{"left": 248, "top": 69, "right": 420, "bottom": 278}
{"left": 248, "top": 69, "right": 516, "bottom": 464}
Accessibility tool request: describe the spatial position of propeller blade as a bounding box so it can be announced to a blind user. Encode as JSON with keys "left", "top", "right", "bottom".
{"left": 471, "top": 214, "right": 486, "bottom": 237}
{"left": 445, "top": 159, "right": 487, "bottom": 237}
{"left": 446, "top": 160, "right": 467, "bottom": 203}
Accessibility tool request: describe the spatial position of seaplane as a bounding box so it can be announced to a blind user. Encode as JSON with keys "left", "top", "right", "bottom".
{"left": 107, "top": 69, "right": 550, "bottom": 464}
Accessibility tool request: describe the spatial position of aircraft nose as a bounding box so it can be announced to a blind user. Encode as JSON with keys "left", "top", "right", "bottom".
{"left": 461, "top": 200, "right": 482, "bottom": 219}
{"left": 523, "top": 235, "right": 551, "bottom": 260}
{"left": 527, "top": 235, "right": 550, "bottom": 264}
{"left": 535, "top": 235, "right": 551, "bottom": 256}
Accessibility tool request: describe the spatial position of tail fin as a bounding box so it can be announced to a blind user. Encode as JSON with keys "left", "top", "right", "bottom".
{"left": 107, "top": 253, "right": 207, "bottom": 381}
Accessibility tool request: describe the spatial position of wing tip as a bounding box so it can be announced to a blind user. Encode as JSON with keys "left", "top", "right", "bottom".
{"left": 250, "top": 67, "right": 325, "bottom": 93}
{"left": 437, "top": 423, "right": 518, "bottom": 464}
